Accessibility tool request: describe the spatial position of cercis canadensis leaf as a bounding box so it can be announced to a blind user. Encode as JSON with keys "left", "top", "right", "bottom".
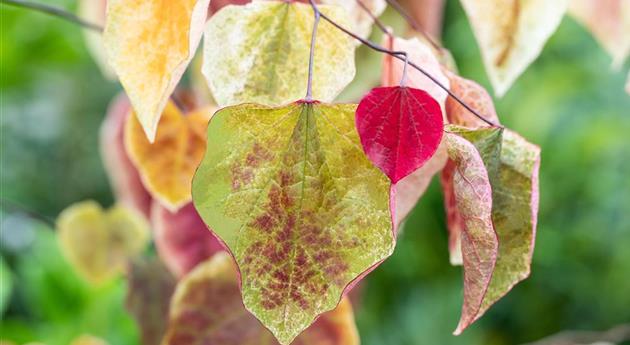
{"left": 125, "top": 257, "right": 177, "bottom": 345}
{"left": 460, "top": 0, "right": 569, "bottom": 96}
{"left": 100, "top": 94, "right": 152, "bottom": 218}
{"left": 192, "top": 101, "right": 394, "bottom": 344}
{"left": 56, "top": 201, "right": 149, "bottom": 284}
{"left": 569, "top": 0, "right": 630, "bottom": 68}
{"left": 382, "top": 36, "right": 450, "bottom": 113}
{"left": 163, "top": 252, "right": 360, "bottom": 345}
{"left": 151, "top": 202, "right": 224, "bottom": 277}
{"left": 103, "top": 0, "right": 210, "bottom": 141}
{"left": 443, "top": 130, "right": 499, "bottom": 335}
{"left": 125, "top": 102, "right": 213, "bottom": 212}
{"left": 445, "top": 73, "right": 500, "bottom": 128}
{"left": 356, "top": 86, "right": 444, "bottom": 183}
{"left": 202, "top": 1, "right": 356, "bottom": 107}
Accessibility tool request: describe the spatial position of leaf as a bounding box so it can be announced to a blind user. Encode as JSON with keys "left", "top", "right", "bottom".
{"left": 78, "top": 0, "right": 115, "bottom": 79}
{"left": 125, "top": 102, "right": 212, "bottom": 212}
{"left": 569, "top": 0, "right": 630, "bottom": 68}
{"left": 445, "top": 72, "right": 500, "bottom": 128}
{"left": 151, "top": 202, "right": 224, "bottom": 277}
{"left": 125, "top": 257, "right": 176, "bottom": 345}
{"left": 202, "top": 1, "right": 356, "bottom": 107}
{"left": 56, "top": 201, "right": 149, "bottom": 284}
{"left": 100, "top": 94, "right": 152, "bottom": 218}
{"left": 382, "top": 36, "right": 450, "bottom": 112}
{"left": 322, "top": 0, "right": 387, "bottom": 41}
{"left": 356, "top": 86, "right": 444, "bottom": 183}
{"left": 103, "top": 0, "right": 210, "bottom": 141}
{"left": 442, "top": 131, "right": 499, "bottom": 335}
{"left": 393, "top": 141, "right": 448, "bottom": 225}
{"left": 460, "top": 0, "right": 569, "bottom": 96}
{"left": 192, "top": 101, "right": 394, "bottom": 344}
{"left": 163, "top": 252, "right": 360, "bottom": 345}
{"left": 443, "top": 126, "right": 540, "bottom": 332}
{"left": 0, "top": 256, "right": 13, "bottom": 315}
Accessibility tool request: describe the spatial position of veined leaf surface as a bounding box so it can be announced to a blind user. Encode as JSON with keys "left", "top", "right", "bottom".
{"left": 445, "top": 73, "right": 500, "bottom": 128}
{"left": 104, "top": 0, "right": 210, "bottom": 141}
{"left": 125, "top": 102, "right": 213, "bottom": 212}
{"left": 163, "top": 252, "right": 359, "bottom": 345}
{"left": 202, "top": 1, "right": 356, "bottom": 107}
{"left": 192, "top": 101, "right": 394, "bottom": 344}
{"left": 57, "top": 201, "right": 149, "bottom": 284}
{"left": 460, "top": 0, "right": 569, "bottom": 96}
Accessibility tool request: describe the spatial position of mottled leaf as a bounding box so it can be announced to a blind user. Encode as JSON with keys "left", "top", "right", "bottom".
{"left": 322, "top": 0, "right": 386, "bottom": 41}
{"left": 460, "top": 0, "right": 569, "bottom": 96}
{"left": 78, "top": 0, "right": 115, "bottom": 79}
{"left": 569, "top": 0, "right": 630, "bottom": 68}
{"left": 356, "top": 86, "right": 444, "bottom": 183}
{"left": 57, "top": 201, "right": 149, "bottom": 284}
{"left": 445, "top": 72, "right": 500, "bottom": 128}
{"left": 443, "top": 131, "right": 499, "bottom": 335}
{"left": 125, "top": 102, "right": 212, "bottom": 212}
{"left": 163, "top": 252, "right": 359, "bottom": 345}
{"left": 202, "top": 1, "right": 355, "bottom": 107}
{"left": 382, "top": 36, "right": 450, "bottom": 112}
{"left": 100, "top": 94, "right": 152, "bottom": 218}
{"left": 125, "top": 257, "right": 176, "bottom": 345}
{"left": 104, "top": 0, "right": 210, "bottom": 141}
{"left": 151, "top": 201, "right": 224, "bottom": 277}
{"left": 192, "top": 101, "right": 394, "bottom": 344}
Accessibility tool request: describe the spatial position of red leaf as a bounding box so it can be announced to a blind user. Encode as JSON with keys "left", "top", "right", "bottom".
{"left": 99, "top": 94, "right": 152, "bottom": 218}
{"left": 356, "top": 86, "right": 444, "bottom": 183}
{"left": 151, "top": 202, "right": 224, "bottom": 278}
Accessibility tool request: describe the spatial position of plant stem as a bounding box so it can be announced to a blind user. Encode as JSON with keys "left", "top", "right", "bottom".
{"left": 0, "top": 198, "right": 56, "bottom": 227}
{"left": 1, "top": 0, "right": 103, "bottom": 32}
{"left": 305, "top": 3, "right": 321, "bottom": 101}
{"left": 310, "top": 2, "right": 499, "bottom": 127}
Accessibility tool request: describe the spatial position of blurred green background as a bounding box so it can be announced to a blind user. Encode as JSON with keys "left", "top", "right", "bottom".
{"left": 1, "top": 0, "right": 629, "bottom": 344}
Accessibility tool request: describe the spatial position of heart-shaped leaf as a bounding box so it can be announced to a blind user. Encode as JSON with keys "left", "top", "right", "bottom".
{"left": 56, "top": 201, "right": 149, "bottom": 284}
{"left": 569, "top": 0, "right": 630, "bottom": 68}
{"left": 443, "top": 130, "right": 499, "bottom": 335}
{"left": 460, "top": 0, "right": 569, "bottom": 96}
{"left": 100, "top": 94, "right": 152, "bottom": 218}
{"left": 202, "top": 1, "right": 355, "bottom": 107}
{"left": 125, "top": 102, "right": 213, "bottom": 212}
{"left": 125, "top": 257, "right": 176, "bottom": 345}
{"left": 151, "top": 201, "right": 224, "bottom": 277}
{"left": 356, "top": 86, "right": 444, "bottom": 183}
{"left": 103, "top": 0, "right": 210, "bottom": 141}
{"left": 192, "top": 101, "right": 394, "bottom": 344}
{"left": 163, "top": 252, "right": 359, "bottom": 345}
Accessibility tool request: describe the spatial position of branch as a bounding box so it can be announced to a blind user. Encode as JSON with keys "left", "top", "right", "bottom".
{"left": 355, "top": 0, "right": 390, "bottom": 37}
{"left": 1, "top": 0, "right": 103, "bottom": 32}
{"left": 310, "top": 0, "right": 499, "bottom": 127}
{"left": 0, "top": 198, "right": 56, "bottom": 228}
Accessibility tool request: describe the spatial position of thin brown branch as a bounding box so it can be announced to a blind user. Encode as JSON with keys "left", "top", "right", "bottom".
{"left": 1, "top": 0, "right": 103, "bottom": 32}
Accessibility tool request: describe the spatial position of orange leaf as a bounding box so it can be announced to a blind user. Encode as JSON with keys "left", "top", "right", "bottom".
{"left": 125, "top": 102, "right": 214, "bottom": 212}
{"left": 103, "top": 0, "right": 210, "bottom": 141}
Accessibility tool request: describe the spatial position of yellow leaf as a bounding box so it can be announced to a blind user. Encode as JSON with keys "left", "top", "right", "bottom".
{"left": 202, "top": 1, "right": 356, "bottom": 107}
{"left": 57, "top": 201, "right": 149, "bottom": 284}
{"left": 125, "top": 102, "right": 214, "bottom": 212}
{"left": 569, "top": 0, "right": 630, "bottom": 68}
{"left": 460, "top": 0, "right": 569, "bottom": 96}
{"left": 103, "top": 0, "right": 210, "bottom": 141}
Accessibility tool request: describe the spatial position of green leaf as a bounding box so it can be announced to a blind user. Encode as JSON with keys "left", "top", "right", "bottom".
{"left": 125, "top": 257, "right": 176, "bottom": 345}
{"left": 202, "top": 1, "right": 356, "bottom": 107}
{"left": 192, "top": 101, "right": 394, "bottom": 344}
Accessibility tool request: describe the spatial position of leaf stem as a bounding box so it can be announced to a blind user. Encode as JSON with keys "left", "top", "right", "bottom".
{"left": 309, "top": 2, "right": 499, "bottom": 127}
{"left": 305, "top": 3, "right": 321, "bottom": 102}
{"left": 0, "top": 0, "right": 103, "bottom": 32}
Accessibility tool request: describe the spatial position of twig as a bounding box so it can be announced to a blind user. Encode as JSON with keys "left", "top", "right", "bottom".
{"left": 0, "top": 0, "right": 103, "bottom": 32}
{"left": 310, "top": 1, "right": 499, "bottom": 127}
{"left": 0, "top": 198, "right": 56, "bottom": 227}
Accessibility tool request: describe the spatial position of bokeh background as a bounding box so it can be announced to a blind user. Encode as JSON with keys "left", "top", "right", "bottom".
{"left": 1, "top": 0, "right": 629, "bottom": 344}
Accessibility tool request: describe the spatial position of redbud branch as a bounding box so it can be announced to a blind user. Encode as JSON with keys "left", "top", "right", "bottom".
{"left": 1, "top": 0, "right": 102, "bottom": 31}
